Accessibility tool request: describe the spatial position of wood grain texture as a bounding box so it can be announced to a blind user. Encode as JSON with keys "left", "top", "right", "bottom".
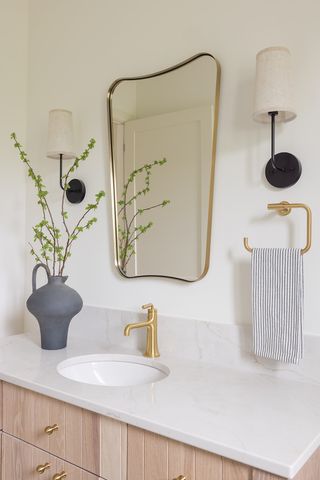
{"left": 100, "top": 416, "right": 127, "bottom": 480}
{"left": 120, "top": 421, "right": 128, "bottom": 479}
{"left": 81, "top": 472, "right": 102, "bottom": 480}
{"left": 48, "top": 397, "right": 66, "bottom": 458}
{"left": 32, "top": 445, "right": 53, "bottom": 480}
{"left": 82, "top": 409, "right": 101, "bottom": 475}
{"left": 195, "top": 448, "right": 223, "bottom": 480}
{"left": 3, "top": 383, "right": 69, "bottom": 461}
{"left": 65, "top": 402, "right": 83, "bottom": 466}
{"left": 0, "top": 433, "right": 2, "bottom": 480}
{"left": 2, "top": 433, "right": 55, "bottom": 480}
{"left": 39, "top": 446, "right": 101, "bottom": 480}
{"left": 169, "top": 439, "right": 195, "bottom": 480}
{"left": 2, "top": 382, "right": 62, "bottom": 452}
{"left": 2, "top": 434, "right": 33, "bottom": 480}
{"left": 292, "top": 447, "right": 320, "bottom": 480}
{"left": 2, "top": 433, "right": 102, "bottom": 480}
{"left": 3, "top": 382, "right": 127, "bottom": 479}
{"left": 55, "top": 456, "right": 85, "bottom": 480}
{"left": 127, "top": 425, "right": 145, "bottom": 480}
{"left": 144, "top": 431, "right": 168, "bottom": 480}
{"left": 31, "top": 388, "right": 50, "bottom": 450}
{"left": 252, "top": 470, "right": 285, "bottom": 480}
{"left": 127, "top": 427, "right": 225, "bottom": 480}
{"left": 223, "top": 458, "right": 252, "bottom": 479}
{"left": 3, "top": 382, "right": 50, "bottom": 451}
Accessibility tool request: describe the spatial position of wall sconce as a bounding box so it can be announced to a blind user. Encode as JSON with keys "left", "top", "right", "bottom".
{"left": 253, "top": 46, "right": 301, "bottom": 188}
{"left": 47, "top": 109, "right": 86, "bottom": 203}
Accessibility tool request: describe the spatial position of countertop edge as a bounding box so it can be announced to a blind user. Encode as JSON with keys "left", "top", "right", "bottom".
{"left": 288, "top": 434, "right": 320, "bottom": 478}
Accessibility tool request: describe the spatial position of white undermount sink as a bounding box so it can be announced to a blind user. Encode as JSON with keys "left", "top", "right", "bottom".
{"left": 57, "top": 354, "right": 170, "bottom": 387}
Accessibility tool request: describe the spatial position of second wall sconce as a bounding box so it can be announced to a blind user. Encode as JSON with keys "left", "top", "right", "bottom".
{"left": 47, "top": 109, "right": 86, "bottom": 203}
{"left": 253, "top": 46, "right": 301, "bottom": 188}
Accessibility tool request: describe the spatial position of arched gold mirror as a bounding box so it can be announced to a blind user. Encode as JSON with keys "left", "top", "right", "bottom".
{"left": 107, "top": 53, "right": 220, "bottom": 282}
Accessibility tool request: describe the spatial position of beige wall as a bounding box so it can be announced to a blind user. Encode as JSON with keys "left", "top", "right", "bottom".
{"left": 24, "top": 0, "right": 320, "bottom": 334}
{"left": 0, "top": 0, "right": 28, "bottom": 335}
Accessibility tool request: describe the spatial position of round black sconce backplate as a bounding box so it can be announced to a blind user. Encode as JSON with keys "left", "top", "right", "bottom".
{"left": 265, "top": 152, "right": 302, "bottom": 188}
{"left": 66, "top": 178, "right": 86, "bottom": 204}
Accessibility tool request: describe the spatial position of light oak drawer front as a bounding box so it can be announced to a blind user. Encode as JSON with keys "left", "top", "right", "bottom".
{"left": 2, "top": 433, "right": 100, "bottom": 480}
{"left": 3, "top": 382, "right": 65, "bottom": 457}
{"left": 3, "top": 383, "right": 127, "bottom": 479}
{"left": 127, "top": 426, "right": 252, "bottom": 480}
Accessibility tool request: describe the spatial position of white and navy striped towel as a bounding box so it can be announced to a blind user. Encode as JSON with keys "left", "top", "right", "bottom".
{"left": 252, "top": 248, "right": 304, "bottom": 364}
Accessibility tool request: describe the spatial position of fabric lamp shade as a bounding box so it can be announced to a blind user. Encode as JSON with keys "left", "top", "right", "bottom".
{"left": 253, "top": 46, "right": 296, "bottom": 123}
{"left": 47, "top": 109, "right": 76, "bottom": 159}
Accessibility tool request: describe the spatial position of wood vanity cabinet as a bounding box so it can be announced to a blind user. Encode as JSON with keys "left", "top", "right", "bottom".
{"left": 1, "top": 381, "right": 320, "bottom": 480}
{"left": 2, "top": 382, "right": 127, "bottom": 479}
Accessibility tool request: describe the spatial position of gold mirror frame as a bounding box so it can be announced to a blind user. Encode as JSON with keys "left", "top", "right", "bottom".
{"left": 107, "top": 53, "right": 221, "bottom": 282}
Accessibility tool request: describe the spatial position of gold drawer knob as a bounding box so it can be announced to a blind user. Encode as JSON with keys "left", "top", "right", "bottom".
{"left": 173, "top": 476, "right": 186, "bottom": 480}
{"left": 52, "top": 472, "right": 67, "bottom": 480}
{"left": 44, "top": 424, "right": 59, "bottom": 435}
{"left": 36, "top": 463, "right": 51, "bottom": 474}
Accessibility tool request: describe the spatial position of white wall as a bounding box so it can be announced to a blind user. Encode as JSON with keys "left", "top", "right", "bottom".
{"left": 25, "top": 0, "right": 320, "bottom": 334}
{"left": 0, "top": 0, "right": 28, "bottom": 335}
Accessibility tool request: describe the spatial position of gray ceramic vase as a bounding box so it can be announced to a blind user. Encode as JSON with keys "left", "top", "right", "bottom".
{"left": 27, "top": 263, "right": 83, "bottom": 350}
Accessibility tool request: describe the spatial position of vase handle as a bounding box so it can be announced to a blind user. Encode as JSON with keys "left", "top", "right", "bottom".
{"left": 32, "top": 263, "right": 51, "bottom": 292}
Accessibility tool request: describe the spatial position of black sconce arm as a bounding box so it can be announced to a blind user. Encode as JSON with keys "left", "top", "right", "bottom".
{"left": 265, "top": 111, "right": 301, "bottom": 188}
{"left": 59, "top": 153, "right": 86, "bottom": 203}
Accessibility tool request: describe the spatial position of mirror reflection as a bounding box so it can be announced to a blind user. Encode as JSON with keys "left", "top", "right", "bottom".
{"left": 108, "top": 53, "right": 220, "bottom": 281}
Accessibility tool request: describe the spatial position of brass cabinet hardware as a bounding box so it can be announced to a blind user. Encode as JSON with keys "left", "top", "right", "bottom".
{"left": 124, "top": 303, "right": 160, "bottom": 358}
{"left": 52, "top": 472, "right": 67, "bottom": 480}
{"left": 244, "top": 201, "right": 312, "bottom": 254}
{"left": 173, "top": 476, "right": 186, "bottom": 480}
{"left": 44, "top": 423, "right": 59, "bottom": 435}
{"left": 36, "top": 463, "right": 51, "bottom": 474}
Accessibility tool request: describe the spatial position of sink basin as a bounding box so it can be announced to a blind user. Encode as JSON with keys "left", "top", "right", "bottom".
{"left": 57, "top": 354, "right": 170, "bottom": 386}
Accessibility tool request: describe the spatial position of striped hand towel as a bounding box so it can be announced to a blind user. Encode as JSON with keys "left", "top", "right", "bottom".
{"left": 252, "top": 248, "right": 304, "bottom": 364}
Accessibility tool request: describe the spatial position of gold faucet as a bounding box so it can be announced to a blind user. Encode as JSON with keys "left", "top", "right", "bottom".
{"left": 124, "top": 303, "right": 160, "bottom": 358}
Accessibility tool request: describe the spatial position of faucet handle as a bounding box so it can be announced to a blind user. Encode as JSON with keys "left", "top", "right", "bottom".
{"left": 141, "top": 303, "right": 154, "bottom": 312}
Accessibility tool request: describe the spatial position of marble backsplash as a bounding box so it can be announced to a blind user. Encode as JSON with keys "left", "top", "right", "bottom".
{"left": 67, "top": 305, "right": 320, "bottom": 385}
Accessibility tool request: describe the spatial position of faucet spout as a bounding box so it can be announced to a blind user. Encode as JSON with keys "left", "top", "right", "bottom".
{"left": 124, "top": 321, "right": 149, "bottom": 336}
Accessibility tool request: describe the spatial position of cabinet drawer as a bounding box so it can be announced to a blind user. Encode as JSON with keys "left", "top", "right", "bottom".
{"left": 2, "top": 433, "right": 100, "bottom": 480}
{"left": 3, "top": 382, "right": 127, "bottom": 479}
{"left": 3, "top": 382, "right": 64, "bottom": 456}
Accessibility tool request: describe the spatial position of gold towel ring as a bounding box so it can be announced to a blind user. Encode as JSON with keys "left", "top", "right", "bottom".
{"left": 244, "top": 201, "right": 312, "bottom": 255}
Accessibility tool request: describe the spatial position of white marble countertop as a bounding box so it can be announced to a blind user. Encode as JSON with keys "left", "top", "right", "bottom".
{"left": 0, "top": 333, "right": 319, "bottom": 478}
